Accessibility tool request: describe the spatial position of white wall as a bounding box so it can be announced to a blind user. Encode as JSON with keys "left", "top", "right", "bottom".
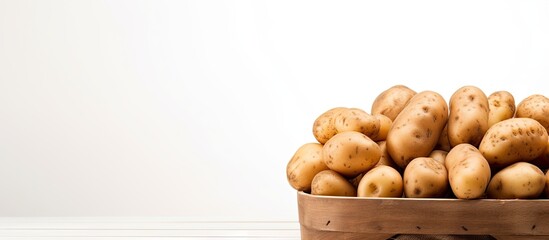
{"left": 1, "top": 0, "right": 548, "bottom": 220}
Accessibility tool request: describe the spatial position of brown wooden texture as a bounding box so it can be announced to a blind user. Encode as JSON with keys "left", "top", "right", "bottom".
{"left": 298, "top": 191, "right": 549, "bottom": 238}
{"left": 301, "top": 224, "right": 393, "bottom": 240}
{"left": 493, "top": 236, "right": 549, "bottom": 240}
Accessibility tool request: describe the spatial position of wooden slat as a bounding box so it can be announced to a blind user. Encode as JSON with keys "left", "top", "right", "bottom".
{"left": 298, "top": 191, "right": 549, "bottom": 237}
{"left": 301, "top": 224, "right": 393, "bottom": 240}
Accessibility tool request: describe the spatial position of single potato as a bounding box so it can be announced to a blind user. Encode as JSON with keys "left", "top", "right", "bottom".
{"left": 311, "top": 170, "right": 356, "bottom": 196}
{"left": 487, "top": 162, "right": 546, "bottom": 199}
{"left": 323, "top": 131, "right": 381, "bottom": 177}
{"left": 448, "top": 86, "right": 489, "bottom": 147}
{"left": 516, "top": 94, "right": 549, "bottom": 132}
{"left": 375, "top": 141, "right": 399, "bottom": 170}
{"left": 436, "top": 123, "right": 452, "bottom": 152}
{"left": 386, "top": 91, "right": 448, "bottom": 168}
{"left": 479, "top": 118, "right": 548, "bottom": 168}
{"left": 403, "top": 157, "right": 448, "bottom": 198}
{"left": 429, "top": 150, "right": 448, "bottom": 165}
{"left": 286, "top": 143, "right": 329, "bottom": 191}
{"left": 487, "top": 91, "right": 515, "bottom": 128}
{"left": 370, "top": 114, "right": 392, "bottom": 141}
{"left": 371, "top": 85, "right": 416, "bottom": 121}
{"left": 445, "top": 144, "right": 491, "bottom": 199}
{"left": 358, "top": 165, "right": 403, "bottom": 197}
{"left": 335, "top": 108, "right": 380, "bottom": 139}
{"left": 312, "top": 107, "right": 347, "bottom": 144}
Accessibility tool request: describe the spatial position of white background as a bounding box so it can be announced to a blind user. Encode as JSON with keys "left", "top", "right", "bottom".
{"left": 1, "top": 0, "right": 548, "bottom": 221}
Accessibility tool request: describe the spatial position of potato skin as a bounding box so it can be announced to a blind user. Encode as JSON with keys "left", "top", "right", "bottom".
{"left": 358, "top": 166, "right": 403, "bottom": 197}
{"left": 375, "top": 141, "right": 399, "bottom": 170}
{"left": 312, "top": 107, "right": 347, "bottom": 144}
{"left": 335, "top": 108, "right": 380, "bottom": 139}
{"left": 516, "top": 94, "right": 549, "bottom": 132}
{"left": 311, "top": 170, "right": 356, "bottom": 196}
{"left": 487, "top": 162, "right": 546, "bottom": 199}
{"left": 479, "top": 118, "right": 548, "bottom": 168}
{"left": 429, "top": 150, "right": 448, "bottom": 166}
{"left": 370, "top": 114, "right": 392, "bottom": 141}
{"left": 487, "top": 91, "right": 515, "bottom": 128}
{"left": 349, "top": 172, "right": 365, "bottom": 189}
{"left": 436, "top": 123, "right": 451, "bottom": 152}
{"left": 286, "top": 143, "right": 329, "bottom": 191}
{"left": 448, "top": 86, "right": 489, "bottom": 147}
{"left": 403, "top": 157, "right": 448, "bottom": 198}
{"left": 323, "top": 131, "right": 381, "bottom": 177}
{"left": 530, "top": 138, "right": 549, "bottom": 169}
{"left": 445, "top": 144, "right": 491, "bottom": 199}
{"left": 386, "top": 91, "right": 448, "bottom": 168}
{"left": 371, "top": 85, "right": 416, "bottom": 121}
{"left": 545, "top": 170, "right": 549, "bottom": 198}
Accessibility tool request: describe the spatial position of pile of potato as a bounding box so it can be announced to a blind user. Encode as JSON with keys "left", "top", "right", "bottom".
{"left": 286, "top": 85, "right": 549, "bottom": 199}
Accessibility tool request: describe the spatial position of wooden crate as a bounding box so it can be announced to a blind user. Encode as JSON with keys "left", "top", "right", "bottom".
{"left": 297, "top": 191, "right": 549, "bottom": 240}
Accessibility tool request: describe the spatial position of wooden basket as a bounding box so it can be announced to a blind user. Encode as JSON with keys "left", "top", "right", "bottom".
{"left": 297, "top": 191, "right": 549, "bottom": 240}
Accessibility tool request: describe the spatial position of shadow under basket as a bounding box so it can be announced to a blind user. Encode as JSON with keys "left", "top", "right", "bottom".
{"left": 297, "top": 191, "right": 549, "bottom": 240}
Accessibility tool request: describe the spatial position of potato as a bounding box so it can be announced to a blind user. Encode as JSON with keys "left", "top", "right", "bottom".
{"left": 312, "top": 107, "right": 347, "bottom": 144}
{"left": 487, "top": 162, "right": 546, "bottom": 199}
{"left": 286, "top": 143, "right": 330, "bottom": 191}
{"left": 545, "top": 170, "right": 549, "bottom": 198}
{"left": 371, "top": 85, "right": 416, "bottom": 121}
{"left": 358, "top": 166, "right": 403, "bottom": 197}
{"left": 386, "top": 91, "right": 448, "bottom": 168}
{"left": 516, "top": 94, "right": 549, "bottom": 132}
{"left": 436, "top": 123, "right": 451, "bottom": 151}
{"left": 323, "top": 131, "right": 381, "bottom": 177}
{"left": 445, "top": 144, "right": 491, "bottom": 199}
{"left": 487, "top": 91, "right": 515, "bottom": 128}
{"left": 311, "top": 170, "right": 356, "bottom": 196}
{"left": 349, "top": 172, "right": 365, "bottom": 189}
{"left": 448, "top": 86, "right": 489, "bottom": 147}
{"left": 530, "top": 138, "right": 549, "bottom": 169}
{"left": 375, "top": 141, "right": 399, "bottom": 170}
{"left": 479, "top": 118, "right": 548, "bottom": 168}
{"left": 403, "top": 157, "right": 448, "bottom": 198}
{"left": 429, "top": 150, "right": 448, "bottom": 165}
{"left": 334, "top": 108, "right": 380, "bottom": 138}
{"left": 370, "top": 114, "right": 392, "bottom": 141}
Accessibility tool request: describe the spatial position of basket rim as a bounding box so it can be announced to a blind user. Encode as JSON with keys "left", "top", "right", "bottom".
{"left": 297, "top": 191, "right": 549, "bottom": 202}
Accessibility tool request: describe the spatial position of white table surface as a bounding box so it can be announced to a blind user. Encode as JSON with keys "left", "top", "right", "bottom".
{"left": 0, "top": 218, "right": 300, "bottom": 239}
